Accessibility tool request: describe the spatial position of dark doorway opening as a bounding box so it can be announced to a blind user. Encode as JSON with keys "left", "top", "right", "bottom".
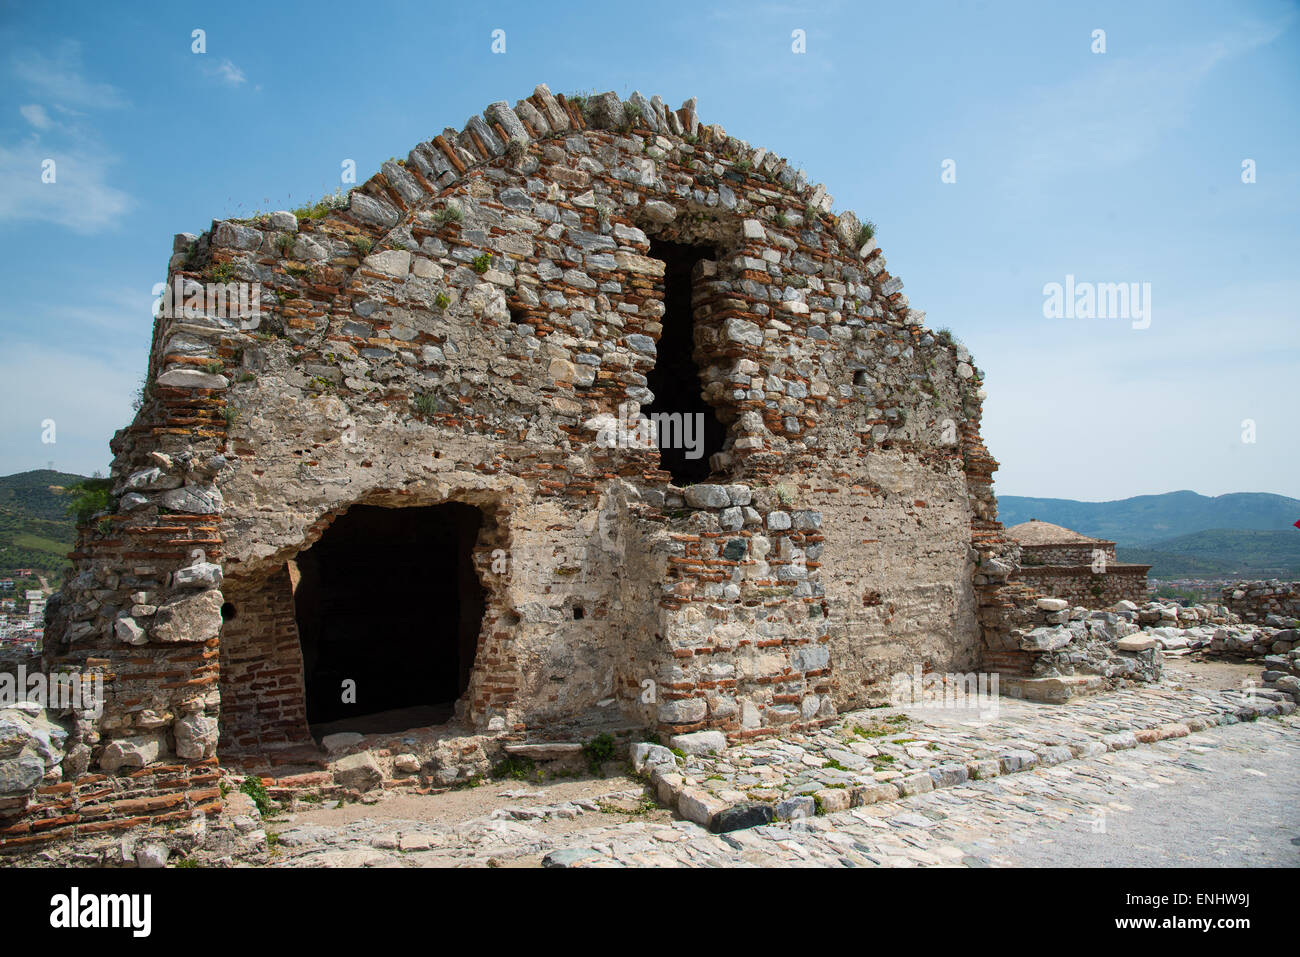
{"left": 292, "top": 503, "right": 486, "bottom": 738}
{"left": 644, "top": 239, "right": 727, "bottom": 484}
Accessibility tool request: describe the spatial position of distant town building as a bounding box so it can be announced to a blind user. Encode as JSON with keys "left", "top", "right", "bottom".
{"left": 1006, "top": 519, "right": 1149, "bottom": 607}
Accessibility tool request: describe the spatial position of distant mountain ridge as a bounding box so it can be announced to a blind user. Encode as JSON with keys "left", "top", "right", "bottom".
{"left": 998, "top": 491, "right": 1300, "bottom": 547}
{"left": 998, "top": 490, "right": 1300, "bottom": 580}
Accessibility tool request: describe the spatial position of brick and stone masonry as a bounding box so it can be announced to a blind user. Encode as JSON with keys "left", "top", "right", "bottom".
{"left": 1004, "top": 520, "right": 1149, "bottom": 609}
{"left": 6, "top": 85, "right": 1081, "bottom": 848}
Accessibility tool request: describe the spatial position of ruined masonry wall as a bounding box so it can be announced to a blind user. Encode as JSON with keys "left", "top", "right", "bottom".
{"left": 11, "top": 85, "right": 1004, "bottom": 848}
{"left": 1019, "top": 542, "right": 1116, "bottom": 566}
{"left": 1223, "top": 581, "right": 1300, "bottom": 623}
{"left": 1014, "top": 564, "right": 1149, "bottom": 609}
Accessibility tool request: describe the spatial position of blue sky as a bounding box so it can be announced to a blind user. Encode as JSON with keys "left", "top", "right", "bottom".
{"left": 0, "top": 0, "right": 1296, "bottom": 501}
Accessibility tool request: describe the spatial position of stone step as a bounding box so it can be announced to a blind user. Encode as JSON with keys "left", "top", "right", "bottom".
{"left": 503, "top": 742, "right": 585, "bottom": 761}
{"left": 997, "top": 675, "right": 1106, "bottom": 704}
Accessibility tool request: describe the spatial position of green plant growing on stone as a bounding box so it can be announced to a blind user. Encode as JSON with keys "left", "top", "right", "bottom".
{"left": 803, "top": 204, "right": 818, "bottom": 226}
{"left": 203, "top": 360, "right": 224, "bottom": 374}
{"left": 434, "top": 292, "right": 451, "bottom": 310}
{"left": 621, "top": 101, "right": 642, "bottom": 131}
{"left": 274, "top": 233, "right": 295, "bottom": 256}
{"left": 207, "top": 261, "right": 236, "bottom": 283}
{"left": 774, "top": 210, "right": 790, "bottom": 229}
{"left": 431, "top": 204, "right": 464, "bottom": 227}
{"left": 65, "top": 476, "right": 114, "bottom": 524}
{"left": 492, "top": 755, "right": 536, "bottom": 780}
{"left": 471, "top": 252, "right": 492, "bottom": 274}
{"left": 776, "top": 484, "right": 795, "bottom": 506}
{"left": 856, "top": 221, "right": 876, "bottom": 246}
{"left": 564, "top": 90, "right": 595, "bottom": 116}
{"left": 240, "top": 774, "right": 273, "bottom": 817}
{"left": 583, "top": 733, "right": 616, "bottom": 775}
{"left": 131, "top": 376, "right": 150, "bottom": 412}
{"left": 292, "top": 188, "right": 348, "bottom": 220}
{"left": 221, "top": 405, "right": 240, "bottom": 427}
{"left": 413, "top": 392, "right": 441, "bottom": 417}
{"left": 351, "top": 235, "right": 373, "bottom": 256}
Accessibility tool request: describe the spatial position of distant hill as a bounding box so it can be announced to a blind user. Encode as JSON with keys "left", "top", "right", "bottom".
{"left": 0, "top": 469, "right": 89, "bottom": 584}
{"left": 1118, "top": 530, "right": 1300, "bottom": 579}
{"left": 999, "top": 490, "right": 1300, "bottom": 581}
{"left": 998, "top": 491, "right": 1300, "bottom": 547}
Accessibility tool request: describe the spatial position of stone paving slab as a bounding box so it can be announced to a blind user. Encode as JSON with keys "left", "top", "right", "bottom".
{"left": 260, "top": 680, "right": 1299, "bottom": 868}
{"left": 642, "top": 679, "right": 1295, "bottom": 830}
{"left": 548, "top": 713, "right": 1300, "bottom": 868}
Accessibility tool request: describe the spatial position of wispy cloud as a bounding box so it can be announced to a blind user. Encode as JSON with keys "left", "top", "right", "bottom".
{"left": 3, "top": 40, "right": 134, "bottom": 233}
{"left": 18, "top": 104, "right": 52, "bottom": 130}
{"left": 996, "top": 15, "right": 1295, "bottom": 193}
{"left": 10, "top": 39, "right": 128, "bottom": 110}
{"left": 205, "top": 57, "right": 247, "bottom": 87}
{"left": 0, "top": 138, "right": 133, "bottom": 233}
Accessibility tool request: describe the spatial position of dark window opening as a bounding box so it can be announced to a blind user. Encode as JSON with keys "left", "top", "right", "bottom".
{"left": 572, "top": 605, "right": 584, "bottom": 620}
{"left": 220, "top": 602, "right": 237, "bottom": 621}
{"left": 509, "top": 304, "right": 529, "bottom": 325}
{"left": 644, "top": 239, "right": 727, "bottom": 484}
{"left": 292, "top": 503, "right": 486, "bottom": 738}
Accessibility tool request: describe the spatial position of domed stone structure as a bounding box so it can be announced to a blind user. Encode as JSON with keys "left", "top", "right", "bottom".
{"left": 10, "top": 85, "right": 1051, "bottom": 846}
{"left": 1006, "top": 519, "right": 1149, "bottom": 607}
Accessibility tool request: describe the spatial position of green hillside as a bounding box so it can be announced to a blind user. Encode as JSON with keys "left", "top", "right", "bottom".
{"left": 0, "top": 469, "right": 88, "bottom": 586}
{"left": 998, "top": 491, "right": 1300, "bottom": 548}
{"left": 1118, "top": 529, "right": 1300, "bottom": 580}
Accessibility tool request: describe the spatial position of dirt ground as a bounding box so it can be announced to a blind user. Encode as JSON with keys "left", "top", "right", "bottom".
{"left": 283, "top": 770, "right": 671, "bottom": 831}
{"left": 1161, "top": 655, "right": 1264, "bottom": 693}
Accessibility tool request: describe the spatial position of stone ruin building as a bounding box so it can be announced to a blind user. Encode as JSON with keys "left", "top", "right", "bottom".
{"left": 1006, "top": 520, "right": 1150, "bottom": 607}
{"left": 0, "top": 85, "right": 1161, "bottom": 851}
